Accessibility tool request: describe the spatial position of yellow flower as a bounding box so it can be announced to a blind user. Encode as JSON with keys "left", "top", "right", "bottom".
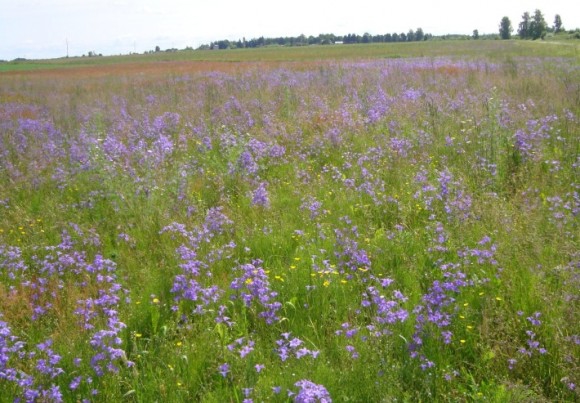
{"left": 152, "top": 298, "right": 160, "bottom": 304}
{"left": 323, "top": 280, "right": 330, "bottom": 287}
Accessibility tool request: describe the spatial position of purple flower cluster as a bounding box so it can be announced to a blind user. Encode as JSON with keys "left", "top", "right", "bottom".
{"left": 413, "top": 167, "right": 472, "bottom": 222}
{"left": 361, "top": 285, "right": 409, "bottom": 330}
{"left": 509, "top": 312, "right": 547, "bottom": 368}
{"left": 0, "top": 226, "right": 133, "bottom": 401}
{"left": 227, "top": 337, "right": 255, "bottom": 358}
{"left": 1, "top": 321, "right": 68, "bottom": 401}
{"left": 161, "top": 207, "right": 235, "bottom": 315}
{"left": 251, "top": 182, "right": 270, "bottom": 208}
{"left": 76, "top": 255, "right": 131, "bottom": 377}
{"left": 230, "top": 260, "right": 282, "bottom": 325}
{"left": 276, "top": 332, "right": 320, "bottom": 361}
{"left": 333, "top": 219, "right": 371, "bottom": 277}
{"left": 293, "top": 379, "right": 332, "bottom": 403}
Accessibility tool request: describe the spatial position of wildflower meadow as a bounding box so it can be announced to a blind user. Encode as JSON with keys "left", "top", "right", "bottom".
{"left": 0, "top": 41, "right": 578, "bottom": 401}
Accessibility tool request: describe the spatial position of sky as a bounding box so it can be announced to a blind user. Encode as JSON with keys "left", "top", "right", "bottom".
{"left": 1, "top": 0, "right": 579, "bottom": 60}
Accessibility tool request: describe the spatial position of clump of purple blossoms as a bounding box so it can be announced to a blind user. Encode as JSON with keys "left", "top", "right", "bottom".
{"left": 0, "top": 323, "right": 65, "bottom": 402}
{"left": 230, "top": 260, "right": 282, "bottom": 324}
{"left": 276, "top": 332, "right": 319, "bottom": 361}
{"left": 161, "top": 207, "right": 235, "bottom": 315}
{"left": 361, "top": 283, "right": 409, "bottom": 334}
{"left": 227, "top": 337, "right": 255, "bottom": 358}
{"left": 251, "top": 182, "right": 270, "bottom": 208}
{"left": 301, "top": 196, "right": 323, "bottom": 220}
{"left": 293, "top": 379, "right": 332, "bottom": 403}
{"left": 74, "top": 254, "right": 132, "bottom": 376}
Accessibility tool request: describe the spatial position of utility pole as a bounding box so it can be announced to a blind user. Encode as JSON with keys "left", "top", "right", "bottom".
{"left": 66, "top": 38, "right": 69, "bottom": 58}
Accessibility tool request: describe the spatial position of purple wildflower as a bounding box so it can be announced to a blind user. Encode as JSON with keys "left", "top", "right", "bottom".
{"left": 294, "top": 379, "right": 332, "bottom": 403}
{"left": 218, "top": 363, "right": 230, "bottom": 378}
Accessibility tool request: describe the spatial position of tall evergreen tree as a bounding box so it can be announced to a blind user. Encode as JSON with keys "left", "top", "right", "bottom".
{"left": 499, "top": 16, "right": 513, "bottom": 39}
{"left": 518, "top": 12, "right": 531, "bottom": 39}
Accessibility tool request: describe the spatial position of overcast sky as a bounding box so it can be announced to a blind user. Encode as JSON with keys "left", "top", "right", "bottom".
{"left": 1, "top": 0, "right": 579, "bottom": 60}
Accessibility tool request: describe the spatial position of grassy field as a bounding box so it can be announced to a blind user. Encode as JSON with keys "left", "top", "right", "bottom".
{"left": 1, "top": 39, "right": 579, "bottom": 72}
{"left": 0, "top": 40, "right": 579, "bottom": 402}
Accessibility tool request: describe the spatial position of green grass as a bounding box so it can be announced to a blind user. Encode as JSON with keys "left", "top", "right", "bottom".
{"left": 1, "top": 39, "right": 579, "bottom": 73}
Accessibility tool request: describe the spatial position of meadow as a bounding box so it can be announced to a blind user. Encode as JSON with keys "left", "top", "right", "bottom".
{"left": 0, "top": 41, "right": 578, "bottom": 401}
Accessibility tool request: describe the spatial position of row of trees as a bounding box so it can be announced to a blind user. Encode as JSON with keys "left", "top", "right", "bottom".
{"left": 152, "top": 11, "right": 575, "bottom": 53}
{"left": 200, "top": 28, "right": 432, "bottom": 50}
{"left": 499, "top": 11, "right": 564, "bottom": 40}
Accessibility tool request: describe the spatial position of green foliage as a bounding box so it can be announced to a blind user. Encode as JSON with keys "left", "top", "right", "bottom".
{"left": 518, "top": 12, "right": 531, "bottom": 39}
{"left": 530, "top": 9, "right": 548, "bottom": 40}
{"left": 553, "top": 14, "right": 563, "bottom": 34}
{"left": 499, "top": 17, "right": 513, "bottom": 40}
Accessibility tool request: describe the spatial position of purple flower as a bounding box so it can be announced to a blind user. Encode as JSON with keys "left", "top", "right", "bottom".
{"left": 218, "top": 363, "right": 230, "bottom": 378}
{"left": 294, "top": 379, "right": 332, "bottom": 402}
{"left": 251, "top": 182, "right": 270, "bottom": 208}
{"left": 69, "top": 376, "right": 82, "bottom": 390}
{"left": 345, "top": 345, "right": 359, "bottom": 359}
{"left": 41, "top": 385, "right": 63, "bottom": 402}
{"left": 230, "top": 260, "right": 281, "bottom": 324}
{"left": 526, "top": 312, "right": 542, "bottom": 326}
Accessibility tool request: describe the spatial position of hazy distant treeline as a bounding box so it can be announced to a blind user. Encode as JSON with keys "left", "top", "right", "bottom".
{"left": 198, "top": 29, "right": 434, "bottom": 50}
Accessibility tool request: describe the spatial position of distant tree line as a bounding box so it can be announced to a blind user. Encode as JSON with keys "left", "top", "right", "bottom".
{"left": 499, "top": 11, "right": 577, "bottom": 40}
{"left": 153, "top": 13, "right": 580, "bottom": 54}
{"left": 198, "top": 29, "right": 433, "bottom": 50}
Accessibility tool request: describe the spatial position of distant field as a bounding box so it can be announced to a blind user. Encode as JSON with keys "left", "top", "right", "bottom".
{"left": 1, "top": 39, "right": 579, "bottom": 74}
{"left": 0, "top": 39, "right": 579, "bottom": 402}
